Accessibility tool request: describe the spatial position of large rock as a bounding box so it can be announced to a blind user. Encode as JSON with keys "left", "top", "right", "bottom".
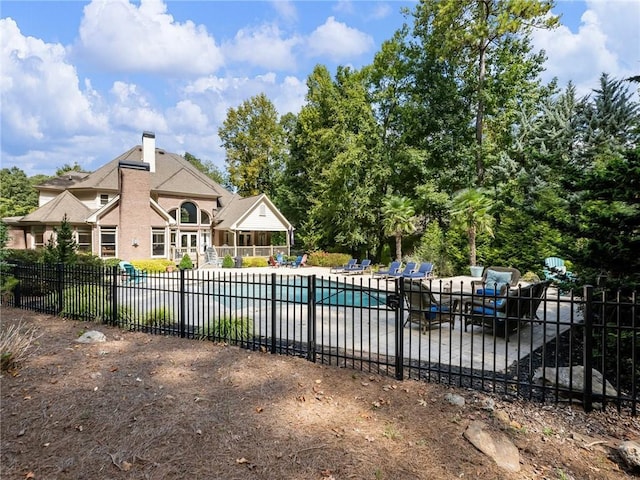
{"left": 75, "top": 330, "right": 106, "bottom": 343}
{"left": 532, "top": 366, "right": 617, "bottom": 397}
{"left": 464, "top": 421, "right": 520, "bottom": 472}
{"left": 618, "top": 441, "right": 640, "bottom": 469}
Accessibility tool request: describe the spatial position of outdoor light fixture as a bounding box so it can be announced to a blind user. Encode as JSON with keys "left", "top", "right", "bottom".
{"left": 132, "top": 238, "right": 139, "bottom": 247}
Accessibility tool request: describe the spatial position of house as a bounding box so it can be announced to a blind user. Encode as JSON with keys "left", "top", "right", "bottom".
{"left": 4, "top": 132, "right": 294, "bottom": 266}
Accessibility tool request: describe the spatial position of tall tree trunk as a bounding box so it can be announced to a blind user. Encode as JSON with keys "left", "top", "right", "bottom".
{"left": 469, "top": 225, "right": 477, "bottom": 266}
{"left": 475, "top": 0, "right": 490, "bottom": 185}
{"left": 395, "top": 233, "right": 402, "bottom": 261}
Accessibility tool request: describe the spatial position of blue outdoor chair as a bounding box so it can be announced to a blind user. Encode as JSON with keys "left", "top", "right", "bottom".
{"left": 373, "top": 261, "right": 402, "bottom": 278}
{"left": 119, "top": 261, "right": 146, "bottom": 284}
{"left": 403, "top": 279, "right": 457, "bottom": 331}
{"left": 331, "top": 258, "right": 358, "bottom": 273}
{"left": 387, "top": 262, "right": 417, "bottom": 279}
{"left": 344, "top": 259, "right": 372, "bottom": 275}
{"left": 403, "top": 262, "right": 434, "bottom": 280}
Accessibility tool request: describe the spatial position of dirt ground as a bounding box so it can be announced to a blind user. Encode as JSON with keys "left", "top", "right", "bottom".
{"left": 1, "top": 307, "right": 638, "bottom": 480}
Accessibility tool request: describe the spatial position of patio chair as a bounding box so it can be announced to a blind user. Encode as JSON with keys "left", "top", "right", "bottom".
{"left": 291, "top": 254, "right": 307, "bottom": 268}
{"left": 387, "top": 262, "right": 417, "bottom": 279}
{"left": 276, "top": 252, "right": 291, "bottom": 267}
{"left": 403, "top": 262, "right": 434, "bottom": 280}
{"left": 202, "top": 247, "right": 223, "bottom": 268}
{"left": 471, "top": 266, "right": 521, "bottom": 296}
{"left": 330, "top": 258, "right": 358, "bottom": 273}
{"left": 402, "top": 279, "right": 458, "bottom": 331}
{"left": 344, "top": 259, "right": 372, "bottom": 275}
{"left": 119, "top": 261, "right": 146, "bottom": 284}
{"left": 373, "top": 261, "right": 402, "bottom": 278}
{"left": 268, "top": 255, "right": 280, "bottom": 268}
{"left": 465, "top": 281, "right": 550, "bottom": 337}
{"left": 543, "top": 257, "right": 575, "bottom": 283}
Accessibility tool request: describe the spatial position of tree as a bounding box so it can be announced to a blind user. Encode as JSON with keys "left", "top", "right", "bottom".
{"left": 0, "top": 167, "right": 39, "bottom": 217}
{"left": 450, "top": 188, "right": 494, "bottom": 266}
{"left": 382, "top": 195, "right": 416, "bottom": 261}
{"left": 43, "top": 214, "right": 77, "bottom": 264}
{"left": 410, "top": 0, "right": 558, "bottom": 183}
{"left": 183, "top": 152, "right": 227, "bottom": 186}
{"left": 55, "top": 162, "right": 86, "bottom": 176}
{"left": 218, "top": 93, "right": 286, "bottom": 197}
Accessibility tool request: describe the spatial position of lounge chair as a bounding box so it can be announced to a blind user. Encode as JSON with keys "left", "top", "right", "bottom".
{"left": 403, "top": 262, "right": 434, "bottom": 280}
{"left": 387, "top": 262, "right": 417, "bottom": 279}
{"left": 373, "top": 261, "right": 402, "bottom": 278}
{"left": 202, "top": 247, "right": 222, "bottom": 268}
{"left": 276, "top": 253, "right": 291, "bottom": 267}
{"left": 465, "top": 281, "right": 550, "bottom": 337}
{"left": 291, "top": 254, "right": 307, "bottom": 268}
{"left": 330, "top": 258, "right": 358, "bottom": 273}
{"left": 543, "top": 257, "right": 575, "bottom": 283}
{"left": 402, "top": 279, "right": 458, "bottom": 331}
{"left": 472, "top": 266, "right": 521, "bottom": 296}
{"left": 344, "top": 259, "right": 372, "bottom": 275}
{"left": 119, "top": 261, "right": 146, "bottom": 284}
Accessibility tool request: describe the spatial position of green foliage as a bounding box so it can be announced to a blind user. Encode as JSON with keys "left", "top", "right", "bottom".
{"left": 307, "top": 251, "right": 351, "bottom": 268}
{"left": 382, "top": 195, "right": 416, "bottom": 261}
{"left": 197, "top": 315, "right": 254, "bottom": 342}
{"left": 379, "top": 243, "right": 392, "bottom": 266}
{"left": 183, "top": 152, "right": 228, "bottom": 186}
{"left": 450, "top": 188, "right": 494, "bottom": 266}
{"left": 139, "top": 307, "right": 175, "bottom": 328}
{"left": 412, "top": 222, "right": 454, "bottom": 277}
{"left": 55, "top": 162, "right": 86, "bottom": 176}
{"left": 219, "top": 93, "right": 286, "bottom": 198}
{"left": 60, "top": 285, "right": 128, "bottom": 323}
{"left": 179, "top": 254, "right": 193, "bottom": 270}
{"left": 0, "top": 167, "right": 40, "bottom": 217}
{"left": 43, "top": 214, "right": 78, "bottom": 265}
{"left": 222, "top": 254, "right": 235, "bottom": 268}
{"left": 131, "top": 259, "right": 175, "bottom": 273}
{"left": 242, "top": 257, "right": 267, "bottom": 267}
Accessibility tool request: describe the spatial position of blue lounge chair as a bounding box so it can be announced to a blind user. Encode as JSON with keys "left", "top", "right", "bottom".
{"left": 387, "top": 262, "right": 417, "bottom": 279}
{"left": 291, "top": 254, "right": 307, "bottom": 268}
{"left": 331, "top": 258, "right": 358, "bottom": 273}
{"left": 119, "top": 261, "right": 146, "bottom": 283}
{"left": 373, "top": 261, "right": 402, "bottom": 278}
{"left": 344, "top": 259, "right": 372, "bottom": 275}
{"left": 403, "top": 262, "right": 434, "bottom": 279}
{"left": 543, "top": 257, "right": 575, "bottom": 283}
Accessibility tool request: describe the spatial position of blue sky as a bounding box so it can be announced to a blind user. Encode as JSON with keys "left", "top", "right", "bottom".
{"left": 1, "top": 0, "right": 638, "bottom": 177}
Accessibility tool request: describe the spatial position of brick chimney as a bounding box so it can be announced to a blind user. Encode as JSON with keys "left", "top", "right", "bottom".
{"left": 118, "top": 160, "right": 151, "bottom": 260}
{"left": 142, "top": 131, "right": 156, "bottom": 173}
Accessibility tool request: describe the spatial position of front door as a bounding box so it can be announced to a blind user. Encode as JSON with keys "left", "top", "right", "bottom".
{"left": 178, "top": 232, "right": 198, "bottom": 261}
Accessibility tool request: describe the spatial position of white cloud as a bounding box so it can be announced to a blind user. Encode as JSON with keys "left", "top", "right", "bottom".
{"left": 223, "top": 24, "right": 300, "bottom": 71}
{"left": 109, "top": 81, "right": 168, "bottom": 132}
{"left": 333, "top": 0, "right": 355, "bottom": 15}
{"left": 271, "top": 0, "right": 297, "bottom": 22}
{"left": 532, "top": 1, "right": 639, "bottom": 96}
{"left": 0, "top": 18, "right": 106, "bottom": 152}
{"left": 166, "top": 100, "right": 210, "bottom": 133}
{"left": 368, "top": 3, "right": 392, "bottom": 21}
{"left": 306, "top": 17, "right": 374, "bottom": 61}
{"left": 74, "top": 0, "right": 224, "bottom": 75}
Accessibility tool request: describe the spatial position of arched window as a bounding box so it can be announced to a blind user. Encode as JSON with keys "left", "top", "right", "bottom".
{"left": 180, "top": 202, "right": 197, "bottom": 224}
{"left": 201, "top": 211, "right": 211, "bottom": 225}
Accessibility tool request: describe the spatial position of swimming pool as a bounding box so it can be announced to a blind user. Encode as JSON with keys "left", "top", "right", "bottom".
{"left": 212, "top": 276, "right": 391, "bottom": 308}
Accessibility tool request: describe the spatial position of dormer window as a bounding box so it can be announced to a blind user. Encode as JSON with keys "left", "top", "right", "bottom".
{"left": 100, "top": 194, "right": 109, "bottom": 206}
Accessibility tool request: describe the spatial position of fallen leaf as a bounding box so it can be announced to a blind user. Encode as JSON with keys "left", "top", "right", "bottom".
{"left": 255, "top": 406, "right": 264, "bottom": 413}
{"left": 110, "top": 367, "right": 118, "bottom": 372}
{"left": 236, "top": 457, "right": 248, "bottom": 464}
{"left": 122, "top": 461, "right": 132, "bottom": 471}
{"left": 25, "top": 472, "right": 35, "bottom": 479}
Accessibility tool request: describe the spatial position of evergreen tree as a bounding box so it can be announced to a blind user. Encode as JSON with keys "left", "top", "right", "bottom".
{"left": 44, "top": 214, "right": 78, "bottom": 264}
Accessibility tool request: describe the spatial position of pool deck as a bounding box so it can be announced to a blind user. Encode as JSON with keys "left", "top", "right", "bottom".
{"left": 184, "top": 265, "right": 581, "bottom": 373}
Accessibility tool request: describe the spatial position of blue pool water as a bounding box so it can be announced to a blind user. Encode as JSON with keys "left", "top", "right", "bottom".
{"left": 213, "top": 276, "right": 390, "bottom": 308}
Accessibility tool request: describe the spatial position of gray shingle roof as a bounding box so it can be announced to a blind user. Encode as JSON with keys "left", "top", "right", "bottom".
{"left": 20, "top": 190, "right": 93, "bottom": 224}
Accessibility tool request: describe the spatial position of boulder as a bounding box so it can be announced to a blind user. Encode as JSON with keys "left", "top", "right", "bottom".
{"left": 532, "top": 366, "right": 617, "bottom": 397}
{"left": 618, "top": 440, "right": 640, "bottom": 469}
{"left": 75, "top": 330, "right": 106, "bottom": 343}
{"left": 464, "top": 421, "right": 520, "bottom": 472}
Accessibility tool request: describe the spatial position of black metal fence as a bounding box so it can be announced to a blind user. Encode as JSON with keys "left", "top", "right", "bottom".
{"left": 5, "top": 263, "right": 638, "bottom": 415}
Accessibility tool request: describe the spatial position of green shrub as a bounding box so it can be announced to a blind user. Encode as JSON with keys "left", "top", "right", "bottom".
{"left": 222, "top": 254, "right": 235, "bottom": 268}
{"left": 6, "top": 249, "right": 43, "bottom": 264}
{"left": 521, "top": 271, "right": 541, "bottom": 282}
{"left": 139, "top": 307, "right": 175, "bottom": 327}
{"left": 75, "top": 253, "right": 105, "bottom": 267}
{"left": 179, "top": 254, "right": 193, "bottom": 270}
{"left": 243, "top": 256, "right": 268, "bottom": 267}
{"left": 197, "top": 315, "right": 253, "bottom": 342}
{"left": 307, "top": 251, "right": 351, "bottom": 267}
{"left": 103, "top": 258, "right": 122, "bottom": 268}
{"left": 131, "top": 258, "right": 175, "bottom": 273}
{"left": 60, "top": 285, "right": 130, "bottom": 323}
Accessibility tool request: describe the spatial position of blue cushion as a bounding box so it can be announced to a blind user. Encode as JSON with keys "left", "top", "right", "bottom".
{"left": 484, "top": 269, "right": 512, "bottom": 293}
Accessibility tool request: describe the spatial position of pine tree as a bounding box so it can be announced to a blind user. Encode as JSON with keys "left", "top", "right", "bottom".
{"left": 44, "top": 214, "right": 78, "bottom": 264}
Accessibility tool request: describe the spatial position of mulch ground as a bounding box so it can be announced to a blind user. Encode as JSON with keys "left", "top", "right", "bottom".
{"left": 1, "top": 306, "right": 639, "bottom": 480}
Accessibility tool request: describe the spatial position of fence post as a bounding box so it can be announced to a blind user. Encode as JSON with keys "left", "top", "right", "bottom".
{"left": 271, "top": 272, "right": 277, "bottom": 354}
{"left": 179, "top": 268, "right": 186, "bottom": 338}
{"left": 111, "top": 265, "right": 119, "bottom": 326}
{"left": 583, "top": 285, "right": 594, "bottom": 412}
{"left": 307, "top": 274, "right": 316, "bottom": 363}
{"left": 56, "top": 262, "right": 64, "bottom": 314}
{"left": 395, "top": 279, "right": 404, "bottom": 380}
